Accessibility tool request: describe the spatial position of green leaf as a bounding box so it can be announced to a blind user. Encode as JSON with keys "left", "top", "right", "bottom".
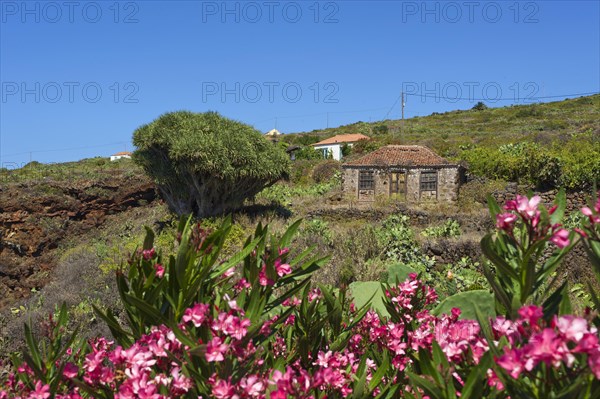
{"left": 210, "top": 235, "right": 262, "bottom": 279}
{"left": 542, "top": 282, "right": 568, "bottom": 320}
{"left": 143, "top": 226, "right": 155, "bottom": 250}
{"left": 387, "top": 263, "right": 417, "bottom": 285}
{"left": 23, "top": 323, "right": 42, "bottom": 371}
{"left": 482, "top": 261, "right": 512, "bottom": 314}
{"left": 407, "top": 371, "right": 443, "bottom": 399}
{"left": 481, "top": 234, "right": 519, "bottom": 280}
{"left": 280, "top": 219, "right": 302, "bottom": 249}
{"left": 550, "top": 188, "right": 567, "bottom": 225}
{"left": 487, "top": 194, "right": 502, "bottom": 226}
{"left": 433, "top": 290, "right": 495, "bottom": 320}
{"left": 348, "top": 281, "right": 389, "bottom": 317}
{"left": 368, "top": 351, "right": 390, "bottom": 391}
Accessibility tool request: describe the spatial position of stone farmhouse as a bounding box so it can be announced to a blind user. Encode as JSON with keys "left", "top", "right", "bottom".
{"left": 311, "top": 134, "right": 370, "bottom": 161}
{"left": 342, "top": 145, "right": 462, "bottom": 202}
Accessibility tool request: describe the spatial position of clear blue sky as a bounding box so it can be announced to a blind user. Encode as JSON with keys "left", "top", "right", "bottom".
{"left": 1, "top": 0, "right": 599, "bottom": 166}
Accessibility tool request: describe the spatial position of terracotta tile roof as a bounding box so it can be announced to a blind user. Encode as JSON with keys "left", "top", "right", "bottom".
{"left": 311, "top": 134, "right": 370, "bottom": 146}
{"left": 112, "top": 151, "right": 132, "bottom": 156}
{"left": 344, "top": 145, "right": 452, "bottom": 167}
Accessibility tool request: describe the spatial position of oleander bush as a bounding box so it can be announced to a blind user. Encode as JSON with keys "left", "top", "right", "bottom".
{"left": 3, "top": 191, "right": 600, "bottom": 398}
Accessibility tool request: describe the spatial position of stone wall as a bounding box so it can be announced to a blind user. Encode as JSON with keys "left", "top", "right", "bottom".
{"left": 342, "top": 166, "right": 460, "bottom": 203}
{"left": 491, "top": 182, "right": 593, "bottom": 213}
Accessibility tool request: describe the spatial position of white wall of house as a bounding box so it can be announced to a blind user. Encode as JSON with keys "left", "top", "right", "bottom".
{"left": 110, "top": 155, "right": 131, "bottom": 161}
{"left": 313, "top": 143, "right": 356, "bottom": 160}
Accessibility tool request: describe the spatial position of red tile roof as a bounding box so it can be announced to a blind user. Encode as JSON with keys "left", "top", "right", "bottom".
{"left": 344, "top": 145, "right": 452, "bottom": 167}
{"left": 311, "top": 134, "right": 370, "bottom": 146}
{"left": 112, "top": 151, "right": 132, "bottom": 156}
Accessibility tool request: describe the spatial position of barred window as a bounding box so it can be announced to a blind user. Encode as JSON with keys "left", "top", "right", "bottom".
{"left": 420, "top": 171, "right": 437, "bottom": 191}
{"left": 359, "top": 170, "right": 375, "bottom": 190}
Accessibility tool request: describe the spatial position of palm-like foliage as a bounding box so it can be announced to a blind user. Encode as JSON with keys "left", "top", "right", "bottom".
{"left": 133, "top": 111, "right": 290, "bottom": 216}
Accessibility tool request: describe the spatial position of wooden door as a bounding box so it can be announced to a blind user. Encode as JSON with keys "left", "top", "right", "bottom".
{"left": 390, "top": 171, "right": 406, "bottom": 197}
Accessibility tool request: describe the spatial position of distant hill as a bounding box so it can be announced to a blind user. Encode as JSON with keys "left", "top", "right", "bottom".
{"left": 285, "top": 94, "right": 600, "bottom": 154}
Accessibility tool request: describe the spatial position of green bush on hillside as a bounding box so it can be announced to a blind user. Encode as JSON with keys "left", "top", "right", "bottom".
{"left": 461, "top": 133, "right": 600, "bottom": 190}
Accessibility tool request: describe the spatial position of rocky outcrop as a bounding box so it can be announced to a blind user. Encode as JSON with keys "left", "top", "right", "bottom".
{"left": 0, "top": 176, "right": 157, "bottom": 308}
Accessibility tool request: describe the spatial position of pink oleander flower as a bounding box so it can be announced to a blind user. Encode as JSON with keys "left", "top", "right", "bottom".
{"left": 507, "top": 195, "right": 542, "bottom": 220}
{"left": 589, "top": 350, "right": 600, "bottom": 379}
{"left": 282, "top": 297, "right": 301, "bottom": 307}
{"left": 234, "top": 278, "right": 251, "bottom": 291}
{"left": 211, "top": 378, "right": 238, "bottom": 399}
{"left": 308, "top": 288, "right": 322, "bottom": 302}
{"left": 225, "top": 315, "right": 252, "bottom": 340}
{"left": 527, "top": 328, "right": 574, "bottom": 369}
{"left": 259, "top": 266, "right": 274, "bottom": 287}
{"left": 554, "top": 315, "right": 593, "bottom": 341}
{"left": 497, "top": 348, "right": 526, "bottom": 378}
{"left": 206, "top": 337, "right": 229, "bottom": 362}
{"left": 574, "top": 333, "right": 599, "bottom": 354}
{"left": 550, "top": 228, "right": 570, "bottom": 248}
{"left": 496, "top": 213, "right": 518, "bottom": 232}
{"left": 582, "top": 206, "right": 600, "bottom": 224}
{"left": 487, "top": 369, "right": 504, "bottom": 391}
{"left": 29, "top": 381, "right": 51, "bottom": 399}
{"left": 274, "top": 259, "right": 292, "bottom": 277}
{"left": 182, "top": 303, "right": 210, "bottom": 327}
{"left": 518, "top": 305, "right": 543, "bottom": 327}
{"left": 63, "top": 362, "right": 79, "bottom": 379}
{"left": 142, "top": 248, "right": 156, "bottom": 261}
{"left": 170, "top": 367, "right": 192, "bottom": 394}
{"left": 224, "top": 267, "right": 235, "bottom": 278}
{"left": 154, "top": 263, "right": 165, "bottom": 278}
{"left": 239, "top": 375, "right": 265, "bottom": 397}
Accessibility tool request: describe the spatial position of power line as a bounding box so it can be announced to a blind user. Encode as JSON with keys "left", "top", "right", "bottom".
{"left": 384, "top": 94, "right": 402, "bottom": 119}
{"left": 251, "top": 106, "right": 389, "bottom": 126}
{"left": 404, "top": 91, "right": 599, "bottom": 102}
{"left": 1, "top": 141, "right": 128, "bottom": 159}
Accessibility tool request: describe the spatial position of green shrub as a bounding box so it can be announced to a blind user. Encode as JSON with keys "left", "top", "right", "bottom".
{"left": 421, "top": 219, "right": 461, "bottom": 238}
{"left": 311, "top": 160, "right": 341, "bottom": 183}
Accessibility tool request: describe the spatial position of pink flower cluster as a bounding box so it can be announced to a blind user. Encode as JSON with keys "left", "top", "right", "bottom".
{"left": 581, "top": 197, "right": 600, "bottom": 226}
{"left": 496, "top": 195, "right": 570, "bottom": 248}
{"left": 496, "top": 306, "right": 600, "bottom": 380}
{"left": 82, "top": 328, "right": 192, "bottom": 399}
{"left": 259, "top": 250, "right": 292, "bottom": 287}
{"left": 4, "top": 275, "right": 599, "bottom": 398}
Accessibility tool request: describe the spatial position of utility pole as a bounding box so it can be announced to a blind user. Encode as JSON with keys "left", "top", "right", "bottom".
{"left": 274, "top": 117, "right": 278, "bottom": 129}
{"left": 326, "top": 112, "right": 329, "bottom": 128}
{"left": 401, "top": 91, "right": 405, "bottom": 139}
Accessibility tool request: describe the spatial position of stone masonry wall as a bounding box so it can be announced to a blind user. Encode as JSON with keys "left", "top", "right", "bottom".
{"left": 342, "top": 166, "right": 461, "bottom": 203}
{"left": 491, "top": 182, "right": 593, "bottom": 213}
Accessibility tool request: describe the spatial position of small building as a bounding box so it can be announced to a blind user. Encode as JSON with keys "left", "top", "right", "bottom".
{"left": 342, "top": 145, "right": 462, "bottom": 202}
{"left": 285, "top": 145, "right": 301, "bottom": 161}
{"left": 264, "top": 129, "right": 282, "bottom": 142}
{"left": 110, "top": 151, "right": 132, "bottom": 161}
{"left": 311, "top": 134, "right": 370, "bottom": 161}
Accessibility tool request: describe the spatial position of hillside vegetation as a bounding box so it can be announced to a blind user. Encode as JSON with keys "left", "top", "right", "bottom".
{"left": 283, "top": 95, "right": 600, "bottom": 190}
{"left": 288, "top": 95, "right": 599, "bottom": 149}
{"left": 2, "top": 98, "right": 599, "bottom": 394}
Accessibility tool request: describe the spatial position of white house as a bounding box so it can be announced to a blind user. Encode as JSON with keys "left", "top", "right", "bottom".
{"left": 265, "top": 128, "right": 281, "bottom": 138}
{"left": 311, "top": 134, "right": 370, "bottom": 161}
{"left": 264, "top": 129, "right": 282, "bottom": 142}
{"left": 110, "top": 151, "right": 132, "bottom": 161}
